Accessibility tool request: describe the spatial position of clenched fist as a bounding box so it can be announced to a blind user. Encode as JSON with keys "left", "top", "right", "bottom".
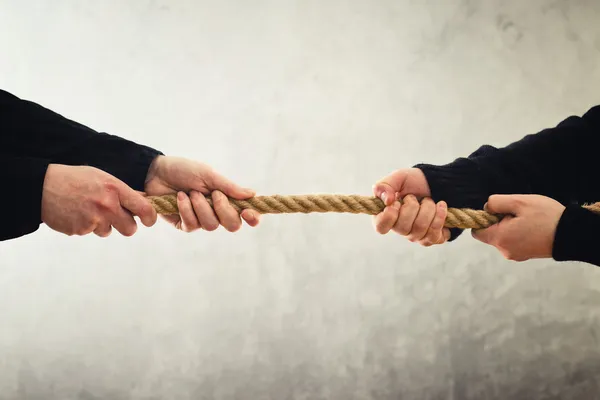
{"left": 144, "top": 156, "right": 260, "bottom": 232}
{"left": 372, "top": 168, "right": 451, "bottom": 246}
{"left": 41, "top": 164, "right": 157, "bottom": 237}
{"left": 471, "top": 194, "right": 566, "bottom": 261}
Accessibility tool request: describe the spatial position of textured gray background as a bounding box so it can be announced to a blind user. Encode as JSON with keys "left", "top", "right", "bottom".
{"left": 1, "top": 0, "right": 600, "bottom": 399}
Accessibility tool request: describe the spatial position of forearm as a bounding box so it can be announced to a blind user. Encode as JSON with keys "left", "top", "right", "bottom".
{"left": 0, "top": 156, "right": 50, "bottom": 241}
{"left": 0, "top": 89, "right": 162, "bottom": 190}
{"left": 414, "top": 105, "right": 600, "bottom": 240}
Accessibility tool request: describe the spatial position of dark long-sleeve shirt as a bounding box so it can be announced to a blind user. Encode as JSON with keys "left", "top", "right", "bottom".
{"left": 0, "top": 89, "right": 162, "bottom": 241}
{"left": 415, "top": 105, "right": 600, "bottom": 266}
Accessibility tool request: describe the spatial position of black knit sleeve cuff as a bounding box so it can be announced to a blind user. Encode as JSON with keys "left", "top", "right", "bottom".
{"left": 82, "top": 133, "right": 163, "bottom": 192}
{"left": 0, "top": 157, "right": 50, "bottom": 241}
{"left": 414, "top": 161, "right": 492, "bottom": 209}
{"left": 552, "top": 205, "right": 600, "bottom": 267}
{"left": 414, "top": 159, "right": 493, "bottom": 242}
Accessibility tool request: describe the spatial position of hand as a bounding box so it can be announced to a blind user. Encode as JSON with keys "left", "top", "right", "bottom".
{"left": 372, "top": 168, "right": 450, "bottom": 246}
{"left": 41, "top": 164, "right": 157, "bottom": 237}
{"left": 471, "top": 194, "right": 566, "bottom": 261}
{"left": 144, "top": 156, "right": 260, "bottom": 232}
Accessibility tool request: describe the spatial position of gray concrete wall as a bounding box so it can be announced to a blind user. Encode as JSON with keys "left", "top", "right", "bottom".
{"left": 1, "top": 1, "right": 600, "bottom": 399}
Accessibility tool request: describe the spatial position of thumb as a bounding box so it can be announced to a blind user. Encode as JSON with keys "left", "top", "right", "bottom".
{"left": 207, "top": 171, "right": 255, "bottom": 200}
{"left": 484, "top": 195, "right": 524, "bottom": 216}
{"left": 118, "top": 184, "right": 158, "bottom": 227}
{"left": 373, "top": 170, "right": 409, "bottom": 206}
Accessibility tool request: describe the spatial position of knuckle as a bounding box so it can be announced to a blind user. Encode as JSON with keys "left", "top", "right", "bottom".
{"left": 103, "top": 180, "right": 120, "bottom": 194}
{"left": 96, "top": 195, "right": 116, "bottom": 211}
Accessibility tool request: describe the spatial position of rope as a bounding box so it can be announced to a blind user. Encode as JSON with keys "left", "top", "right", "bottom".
{"left": 147, "top": 193, "right": 507, "bottom": 229}
{"left": 145, "top": 193, "right": 600, "bottom": 229}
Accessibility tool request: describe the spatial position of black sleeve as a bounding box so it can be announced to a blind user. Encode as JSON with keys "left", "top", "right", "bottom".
{"left": 0, "top": 89, "right": 162, "bottom": 191}
{"left": 0, "top": 156, "right": 50, "bottom": 241}
{"left": 413, "top": 105, "right": 600, "bottom": 265}
{"left": 1, "top": 88, "right": 163, "bottom": 241}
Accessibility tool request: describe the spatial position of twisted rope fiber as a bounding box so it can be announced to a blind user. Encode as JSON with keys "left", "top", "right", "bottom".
{"left": 146, "top": 194, "right": 600, "bottom": 229}
{"left": 147, "top": 194, "right": 506, "bottom": 229}
{"left": 147, "top": 194, "right": 600, "bottom": 229}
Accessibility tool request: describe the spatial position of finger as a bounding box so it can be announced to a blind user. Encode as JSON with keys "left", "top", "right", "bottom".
{"left": 372, "top": 183, "right": 397, "bottom": 206}
{"left": 94, "top": 223, "right": 112, "bottom": 238}
{"left": 207, "top": 171, "right": 255, "bottom": 200}
{"left": 118, "top": 185, "right": 158, "bottom": 227}
{"left": 373, "top": 171, "right": 408, "bottom": 206}
{"left": 407, "top": 198, "right": 437, "bottom": 242}
{"left": 111, "top": 207, "right": 138, "bottom": 237}
{"left": 212, "top": 190, "right": 242, "bottom": 232}
{"left": 418, "top": 201, "right": 448, "bottom": 245}
{"left": 241, "top": 209, "right": 261, "bottom": 227}
{"left": 373, "top": 202, "right": 401, "bottom": 234}
{"left": 177, "top": 191, "right": 201, "bottom": 232}
{"left": 392, "top": 195, "right": 420, "bottom": 236}
{"left": 485, "top": 195, "right": 524, "bottom": 216}
{"left": 373, "top": 170, "right": 408, "bottom": 194}
{"left": 190, "top": 190, "right": 219, "bottom": 231}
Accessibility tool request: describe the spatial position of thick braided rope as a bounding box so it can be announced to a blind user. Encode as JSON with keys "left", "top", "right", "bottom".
{"left": 147, "top": 194, "right": 507, "bottom": 229}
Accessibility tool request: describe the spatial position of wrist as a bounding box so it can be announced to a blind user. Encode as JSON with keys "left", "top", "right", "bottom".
{"left": 146, "top": 155, "right": 164, "bottom": 181}
{"left": 145, "top": 155, "right": 165, "bottom": 187}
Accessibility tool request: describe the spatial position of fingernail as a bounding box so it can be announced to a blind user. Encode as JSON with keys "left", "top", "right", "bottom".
{"left": 392, "top": 202, "right": 401, "bottom": 211}
{"left": 177, "top": 192, "right": 185, "bottom": 201}
{"left": 439, "top": 201, "right": 447, "bottom": 210}
{"left": 381, "top": 192, "right": 387, "bottom": 203}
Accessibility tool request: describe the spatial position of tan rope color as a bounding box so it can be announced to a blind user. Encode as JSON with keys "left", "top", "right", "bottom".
{"left": 147, "top": 194, "right": 600, "bottom": 229}
{"left": 146, "top": 194, "right": 501, "bottom": 229}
